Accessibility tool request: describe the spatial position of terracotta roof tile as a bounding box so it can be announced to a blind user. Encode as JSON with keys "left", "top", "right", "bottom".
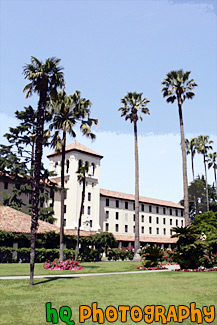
{"left": 64, "top": 229, "right": 96, "bottom": 237}
{"left": 114, "top": 234, "right": 177, "bottom": 244}
{"left": 47, "top": 141, "right": 103, "bottom": 158}
{"left": 100, "top": 189, "right": 183, "bottom": 209}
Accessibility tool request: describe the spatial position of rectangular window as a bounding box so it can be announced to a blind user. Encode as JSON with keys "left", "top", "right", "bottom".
{"left": 181, "top": 220, "right": 183, "bottom": 227}
{"left": 170, "top": 229, "right": 172, "bottom": 236}
{"left": 116, "top": 212, "right": 119, "bottom": 220}
{"left": 156, "top": 206, "right": 159, "bottom": 214}
{"left": 106, "top": 211, "right": 109, "bottom": 219}
{"left": 163, "top": 218, "right": 166, "bottom": 225}
{"left": 40, "top": 201, "right": 43, "bottom": 208}
{"left": 90, "top": 220, "right": 92, "bottom": 227}
{"left": 125, "top": 201, "right": 128, "bottom": 209}
{"left": 141, "top": 226, "right": 144, "bottom": 234}
{"left": 141, "top": 204, "right": 144, "bottom": 212}
{"left": 176, "top": 219, "right": 178, "bottom": 226}
{"left": 64, "top": 205, "right": 67, "bottom": 213}
{"left": 163, "top": 207, "right": 166, "bottom": 215}
{"left": 63, "top": 191, "right": 67, "bottom": 200}
{"left": 64, "top": 219, "right": 66, "bottom": 227}
{"left": 15, "top": 183, "right": 20, "bottom": 190}
{"left": 105, "top": 223, "right": 109, "bottom": 231}
{"left": 133, "top": 226, "right": 135, "bottom": 233}
{"left": 149, "top": 227, "right": 152, "bottom": 234}
{"left": 176, "top": 209, "right": 178, "bottom": 216}
{"left": 149, "top": 205, "right": 152, "bottom": 213}
{"left": 170, "top": 219, "right": 172, "bottom": 225}
{"left": 88, "top": 192, "right": 91, "bottom": 201}
{"left": 133, "top": 214, "right": 135, "bottom": 222}
{"left": 88, "top": 206, "right": 91, "bottom": 215}
{"left": 125, "top": 225, "right": 128, "bottom": 233}
{"left": 141, "top": 215, "right": 144, "bottom": 222}
{"left": 106, "top": 198, "right": 109, "bottom": 207}
{"left": 156, "top": 228, "right": 159, "bottom": 235}
{"left": 116, "top": 200, "right": 119, "bottom": 208}
{"left": 181, "top": 210, "right": 183, "bottom": 217}
{"left": 133, "top": 202, "right": 135, "bottom": 210}
{"left": 149, "top": 216, "right": 152, "bottom": 223}
{"left": 170, "top": 208, "right": 172, "bottom": 216}
{"left": 115, "top": 224, "right": 119, "bottom": 232}
{"left": 4, "top": 182, "right": 8, "bottom": 190}
{"left": 156, "top": 217, "right": 159, "bottom": 224}
{"left": 163, "top": 228, "right": 166, "bottom": 235}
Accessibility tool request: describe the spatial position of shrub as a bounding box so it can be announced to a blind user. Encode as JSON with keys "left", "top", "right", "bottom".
{"left": 43, "top": 259, "right": 83, "bottom": 270}
{"left": 141, "top": 246, "right": 164, "bottom": 267}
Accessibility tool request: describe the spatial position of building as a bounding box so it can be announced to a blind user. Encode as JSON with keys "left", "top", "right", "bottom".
{"left": 47, "top": 141, "right": 184, "bottom": 248}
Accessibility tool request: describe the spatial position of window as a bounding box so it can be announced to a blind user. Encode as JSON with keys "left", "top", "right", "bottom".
{"left": 40, "top": 201, "right": 43, "bottom": 208}
{"left": 4, "top": 182, "right": 8, "bottom": 190}
{"left": 163, "top": 218, "right": 166, "bottom": 225}
{"left": 125, "top": 225, "right": 128, "bottom": 233}
{"left": 181, "top": 210, "right": 183, "bottom": 217}
{"left": 170, "top": 229, "right": 172, "bottom": 236}
{"left": 176, "top": 219, "right": 178, "bottom": 226}
{"left": 170, "top": 208, "right": 172, "bottom": 216}
{"left": 90, "top": 220, "right": 92, "bottom": 227}
{"left": 125, "top": 201, "right": 128, "bottom": 209}
{"left": 133, "top": 214, "right": 135, "bottom": 222}
{"left": 105, "top": 223, "right": 109, "bottom": 231}
{"left": 133, "top": 202, "right": 135, "bottom": 210}
{"left": 116, "top": 200, "right": 119, "bottom": 208}
{"left": 149, "top": 205, "right": 152, "bottom": 213}
{"left": 170, "top": 219, "right": 172, "bottom": 226}
{"left": 133, "top": 226, "right": 135, "bottom": 233}
{"left": 156, "top": 206, "right": 159, "bottom": 214}
{"left": 149, "top": 216, "right": 152, "bottom": 223}
{"left": 156, "top": 228, "right": 159, "bottom": 235}
{"left": 15, "top": 183, "right": 20, "bottom": 190}
{"left": 55, "top": 162, "right": 58, "bottom": 174}
{"left": 116, "top": 212, "right": 119, "bottom": 220}
{"left": 141, "top": 204, "right": 144, "bottom": 212}
{"left": 91, "top": 163, "right": 95, "bottom": 176}
{"left": 87, "top": 206, "right": 91, "bottom": 215}
{"left": 106, "top": 198, "right": 109, "bottom": 207}
{"left": 176, "top": 209, "right": 178, "bottom": 216}
{"left": 49, "top": 203, "right": 53, "bottom": 208}
{"left": 181, "top": 220, "right": 183, "bottom": 227}
{"left": 115, "top": 224, "right": 119, "bottom": 232}
{"left": 92, "top": 182, "right": 95, "bottom": 188}
{"left": 105, "top": 211, "right": 109, "bottom": 219}
{"left": 88, "top": 192, "right": 91, "bottom": 201}
{"left": 156, "top": 217, "right": 159, "bottom": 224}
{"left": 163, "top": 207, "right": 166, "bottom": 215}
{"left": 141, "top": 226, "right": 144, "bottom": 234}
{"left": 163, "top": 228, "right": 166, "bottom": 235}
{"left": 64, "top": 205, "right": 67, "bottom": 213}
{"left": 149, "top": 227, "right": 152, "bottom": 234}
{"left": 141, "top": 215, "right": 144, "bottom": 222}
{"left": 66, "top": 159, "right": 70, "bottom": 173}
{"left": 64, "top": 219, "right": 66, "bottom": 227}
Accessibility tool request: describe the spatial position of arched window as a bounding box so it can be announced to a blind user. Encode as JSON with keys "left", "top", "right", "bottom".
{"left": 91, "top": 163, "right": 95, "bottom": 176}
{"left": 66, "top": 159, "right": 70, "bottom": 173}
{"left": 85, "top": 161, "right": 89, "bottom": 175}
{"left": 78, "top": 159, "right": 83, "bottom": 169}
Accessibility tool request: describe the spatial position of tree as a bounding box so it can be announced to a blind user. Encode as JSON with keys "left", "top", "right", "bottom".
{"left": 118, "top": 92, "right": 150, "bottom": 261}
{"left": 161, "top": 70, "right": 198, "bottom": 226}
{"left": 23, "top": 56, "right": 64, "bottom": 285}
{"left": 208, "top": 152, "right": 217, "bottom": 197}
{"left": 185, "top": 137, "right": 198, "bottom": 214}
{"left": 50, "top": 90, "right": 98, "bottom": 261}
{"left": 196, "top": 135, "right": 213, "bottom": 212}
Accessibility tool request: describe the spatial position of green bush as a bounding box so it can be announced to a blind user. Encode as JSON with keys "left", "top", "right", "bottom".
{"left": 141, "top": 246, "right": 164, "bottom": 267}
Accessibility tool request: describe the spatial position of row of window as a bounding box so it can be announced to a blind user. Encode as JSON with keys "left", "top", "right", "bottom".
{"left": 105, "top": 198, "right": 183, "bottom": 216}
{"left": 105, "top": 223, "right": 173, "bottom": 235}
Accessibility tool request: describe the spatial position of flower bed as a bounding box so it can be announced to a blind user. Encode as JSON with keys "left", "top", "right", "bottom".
{"left": 43, "top": 259, "right": 83, "bottom": 271}
{"left": 136, "top": 266, "right": 167, "bottom": 270}
{"left": 174, "top": 267, "right": 217, "bottom": 272}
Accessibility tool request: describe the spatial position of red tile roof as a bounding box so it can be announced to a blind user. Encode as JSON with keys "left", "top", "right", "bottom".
{"left": 47, "top": 141, "right": 103, "bottom": 158}
{"left": 64, "top": 229, "right": 96, "bottom": 237}
{"left": 114, "top": 234, "right": 177, "bottom": 244}
{"left": 0, "top": 206, "right": 60, "bottom": 234}
{"left": 100, "top": 189, "right": 183, "bottom": 209}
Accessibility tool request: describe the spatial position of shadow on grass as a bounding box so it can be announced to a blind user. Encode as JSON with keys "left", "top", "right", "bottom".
{"left": 34, "top": 276, "right": 79, "bottom": 286}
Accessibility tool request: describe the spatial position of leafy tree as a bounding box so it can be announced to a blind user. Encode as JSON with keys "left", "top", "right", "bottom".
{"left": 161, "top": 70, "right": 198, "bottom": 225}
{"left": 23, "top": 56, "right": 64, "bottom": 285}
{"left": 118, "top": 92, "right": 150, "bottom": 261}
{"left": 49, "top": 90, "right": 98, "bottom": 261}
{"left": 208, "top": 152, "right": 217, "bottom": 197}
{"left": 186, "top": 137, "right": 198, "bottom": 213}
{"left": 93, "top": 232, "right": 117, "bottom": 259}
{"left": 196, "top": 135, "right": 213, "bottom": 212}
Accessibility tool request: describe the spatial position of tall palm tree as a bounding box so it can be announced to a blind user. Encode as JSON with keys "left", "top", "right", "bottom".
{"left": 23, "top": 56, "right": 64, "bottom": 285}
{"left": 161, "top": 70, "right": 197, "bottom": 226}
{"left": 208, "top": 152, "right": 217, "bottom": 197}
{"left": 196, "top": 135, "right": 213, "bottom": 211}
{"left": 75, "top": 165, "right": 89, "bottom": 261}
{"left": 185, "top": 137, "right": 198, "bottom": 214}
{"left": 118, "top": 92, "right": 150, "bottom": 262}
{"left": 50, "top": 90, "right": 98, "bottom": 261}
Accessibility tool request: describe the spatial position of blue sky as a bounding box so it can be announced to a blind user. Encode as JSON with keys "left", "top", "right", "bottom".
{"left": 0, "top": 0, "right": 216, "bottom": 203}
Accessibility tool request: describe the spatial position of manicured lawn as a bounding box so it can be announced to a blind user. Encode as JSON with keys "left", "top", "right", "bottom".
{"left": 0, "top": 270, "right": 216, "bottom": 324}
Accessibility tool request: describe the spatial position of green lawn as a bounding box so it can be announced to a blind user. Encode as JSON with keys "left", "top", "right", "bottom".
{"left": 0, "top": 268, "right": 216, "bottom": 324}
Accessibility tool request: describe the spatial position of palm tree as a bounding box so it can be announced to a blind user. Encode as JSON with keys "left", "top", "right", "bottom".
{"left": 23, "top": 56, "right": 64, "bottom": 285}
{"left": 50, "top": 90, "right": 98, "bottom": 261}
{"left": 185, "top": 137, "right": 198, "bottom": 214}
{"left": 118, "top": 92, "right": 150, "bottom": 262}
{"left": 75, "top": 165, "right": 89, "bottom": 261}
{"left": 161, "top": 70, "right": 197, "bottom": 226}
{"left": 196, "top": 135, "right": 213, "bottom": 212}
{"left": 208, "top": 152, "right": 217, "bottom": 197}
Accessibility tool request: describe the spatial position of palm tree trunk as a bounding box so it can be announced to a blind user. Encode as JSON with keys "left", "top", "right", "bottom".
{"left": 191, "top": 153, "right": 198, "bottom": 215}
{"left": 133, "top": 120, "right": 140, "bottom": 262}
{"left": 59, "top": 131, "right": 66, "bottom": 261}
{"left": 203, "top": 154, "right": 209, "bottom": 212}
{"left": 178, "top": 100, "right": 191, "bottom": 226}
{"left": 30, "top": 91, "right": 46, "bottom": 285}
{"left": 214, "top": 167, "right": 217, "bottom": 197}
{"left": 75, "top": 176, "right": 85, "bottom": 261}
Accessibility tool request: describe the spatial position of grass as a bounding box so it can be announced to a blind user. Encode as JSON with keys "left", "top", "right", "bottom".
{"left": 0, "top": 264, "right": 216, "bottom": 324}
